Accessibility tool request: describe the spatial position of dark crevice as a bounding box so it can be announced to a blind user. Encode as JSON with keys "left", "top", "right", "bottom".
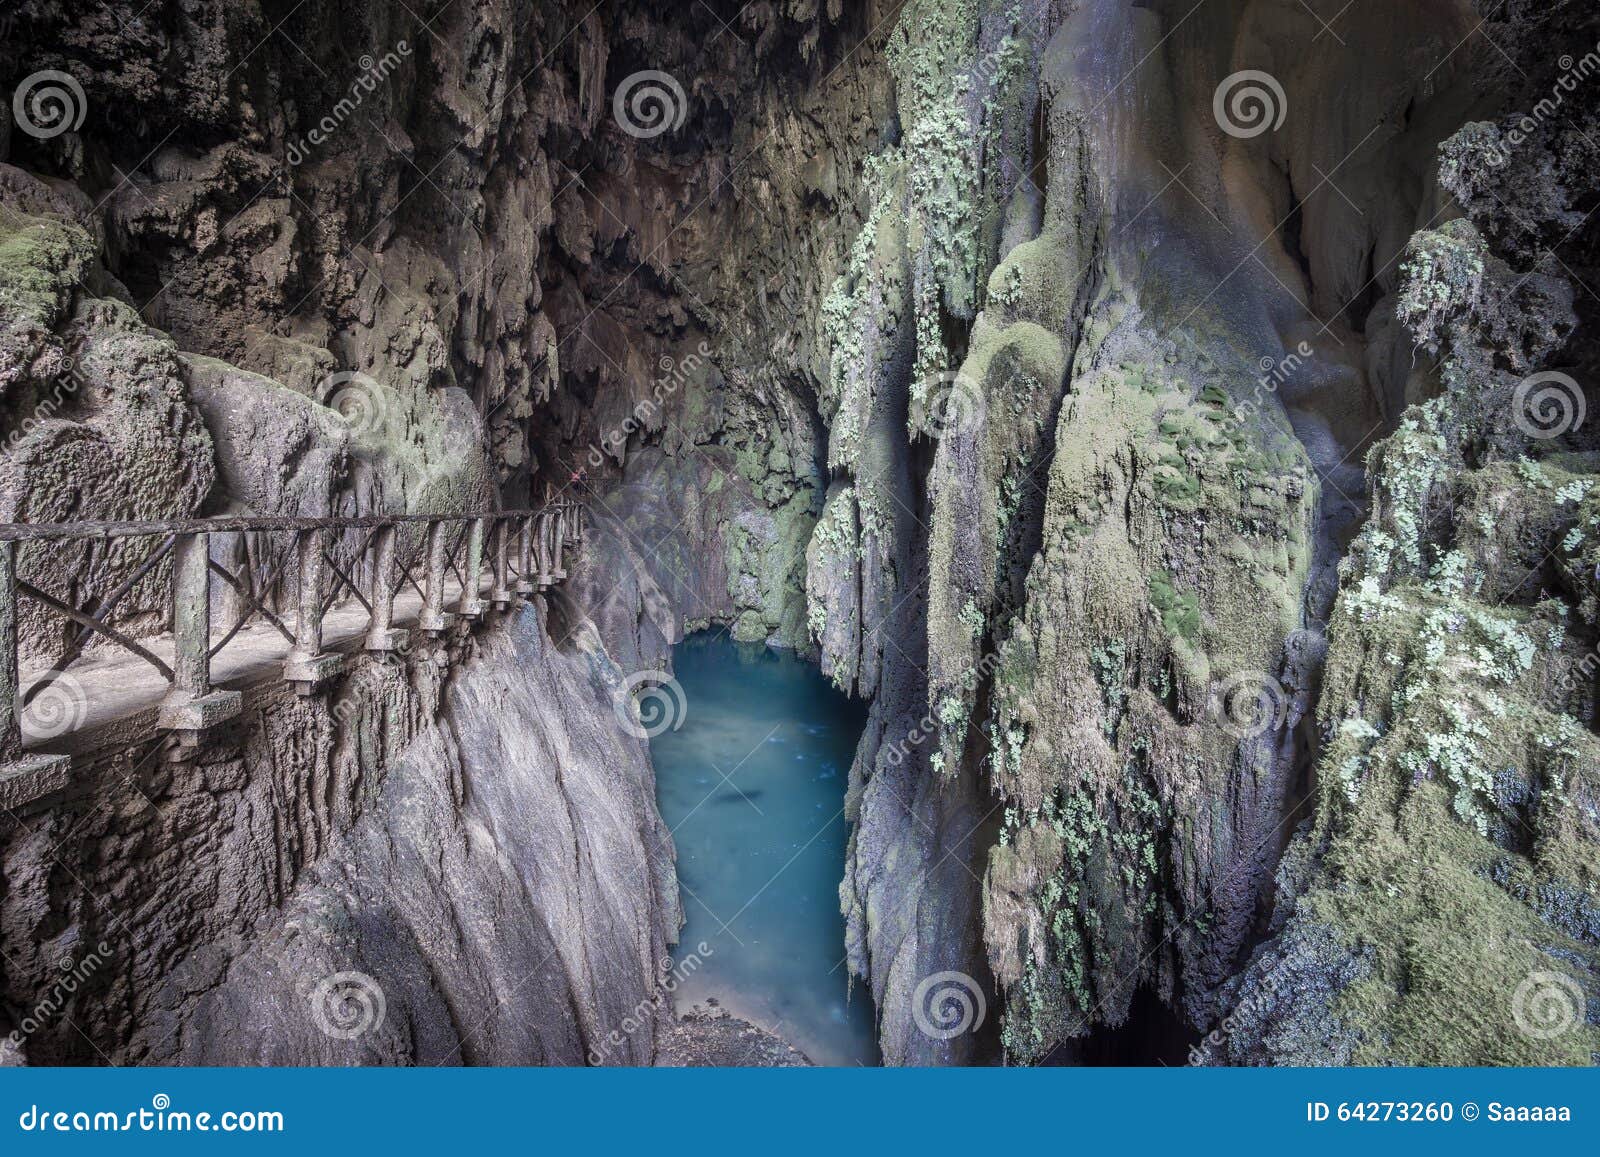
{"left": 1044, "top": 986, "right": 1199, "bottom": 1067}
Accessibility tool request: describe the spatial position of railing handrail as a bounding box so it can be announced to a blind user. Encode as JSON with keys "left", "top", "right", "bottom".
{"left": 0, "top": 504, "right": 580, "bottom": 543}
{"left": 1, "top": 500, "right": 586, "bottom": 768}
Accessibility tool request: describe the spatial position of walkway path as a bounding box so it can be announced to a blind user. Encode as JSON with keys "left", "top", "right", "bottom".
{"left": 0, "top": 504, "right": 583, "bottom": 807}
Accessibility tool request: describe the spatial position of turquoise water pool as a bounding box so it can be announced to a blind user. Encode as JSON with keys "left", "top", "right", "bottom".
{"left": 651, "top": 631, "right": 880, "bottom": 1067}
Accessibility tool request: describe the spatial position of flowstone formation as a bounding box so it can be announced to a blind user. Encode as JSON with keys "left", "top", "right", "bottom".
{"left": 1, "top": 0, "right": 1597, "bottom": 1069}
{"left": 814, "top": 0, "right": 1598, "bottom": 1065}
{"left": 0, "top": 0, "right": 865, "bottom": 1065}
{"left": 1211, "top": 0, "right": 1600, "bottom": 1066}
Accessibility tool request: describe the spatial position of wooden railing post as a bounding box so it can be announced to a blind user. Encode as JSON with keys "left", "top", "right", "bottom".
{"left": 515, "top": 516, "right": 534, "bottom": 596}
{"left": 419, "top": 519, "right": 455, "bottom": 633}
{"left": 550, "top": 505, "right": 568, "bottom": 582}
{"left": 158, "top": 531, "right": 240, "bottom": 735}
{"left": 0, "top": 506, "right": 570, "bottom": 781}
{"left": 536, "top": 510, "right": 555, "bottom": 589}
{"left": 365, "top": 523, "right": 408, "bottom": 652}
{"left": 458, "top": 517, "right": 486, "bottom": 618}
{"left": 283, "top": 529, "right": 343, "bottom": 692}
{"left": 0, "top": 540, "right": 71, "bottom": 805}
{"left": 489, "top": 518, "right": 514, "bottom": 608}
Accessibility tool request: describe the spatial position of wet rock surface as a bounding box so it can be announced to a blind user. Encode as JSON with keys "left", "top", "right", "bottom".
{"left": 164, "top": 608, "right": 678, "bottom": 1066}
{"left": 2, "top": 0, "right": 1598, "bottom": 1068}
{"left": 653, "top": 1008, "right": 811, "bottom": 1068}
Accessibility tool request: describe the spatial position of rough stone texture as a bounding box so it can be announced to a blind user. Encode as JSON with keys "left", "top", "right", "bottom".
{"left": 1215, "top": 0, "right": 1600, "bottom": 1066}
{"left": 0, "top": 189, "right": 215, "bottom": 667}
{"left": 955, "top": 0, "right": 1488, "bottom": 1060}
{"left": 3, "top": 0, "right": 1599, "bottom": 1070}
{"left": 165, "top": 608, "right": 678, "bottom": 1065}
{"left": 0, "top": 0, "right": 707, "bottom": 1065}
{"left": 1, "top": 605, "right": 681, "bottom": 1066}
{"left": 653, "top": 1008, "right": 811, "bottom": 1067}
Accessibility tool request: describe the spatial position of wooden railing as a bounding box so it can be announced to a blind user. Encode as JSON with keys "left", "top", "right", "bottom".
{"left": 0, "top": 501, "right": 584, "bottom": 767}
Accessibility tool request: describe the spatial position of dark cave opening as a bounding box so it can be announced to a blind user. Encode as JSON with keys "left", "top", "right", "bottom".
{"left": 1050, "top": 986, "right": 1200, "bottom": 1067}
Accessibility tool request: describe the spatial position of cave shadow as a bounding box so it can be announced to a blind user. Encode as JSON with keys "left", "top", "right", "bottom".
{"left": 1041, "top": 985, "right": 1201, "bottom": 1067}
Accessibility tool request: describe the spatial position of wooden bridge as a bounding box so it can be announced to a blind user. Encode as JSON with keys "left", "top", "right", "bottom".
{"left": 0, "top": 500, "right": 584, "bottom": 804}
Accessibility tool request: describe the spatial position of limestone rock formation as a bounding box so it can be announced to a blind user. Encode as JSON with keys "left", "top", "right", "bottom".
{"left": 162, "top": 609, "right": 679, "bottom": 1066}
{"left": 1, "top": 0, "right": 1597, "bottom": 1069}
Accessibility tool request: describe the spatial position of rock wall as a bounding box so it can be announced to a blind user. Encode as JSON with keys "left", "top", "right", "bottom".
{"left": 0, "top": 0, "right": 889, "bottom": 1068}
{"left": 0, "top": 0, "right": 712, "bottom": 1064}
{"left": 165, "top": 607, "right": 680, "bottom": 1066}
{"left": 1209, "top": 0, "right": 1600, "bottom": 1066}
{"left": 973, "top": 0, "right": 1480, "bottom": 1058}
{"left": 0, "top": 604, "right": 678, "bottom": 1065}
{"left": 3, "top": 0, "right": 1598, "bottom": 1068}
{"left": 805, "top": 0, "right": 1598, "bottom": 1065}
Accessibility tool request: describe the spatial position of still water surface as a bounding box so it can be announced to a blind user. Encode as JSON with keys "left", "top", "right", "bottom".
{"left": 651, "top": 632, "right": 880, "bottom": 1066}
